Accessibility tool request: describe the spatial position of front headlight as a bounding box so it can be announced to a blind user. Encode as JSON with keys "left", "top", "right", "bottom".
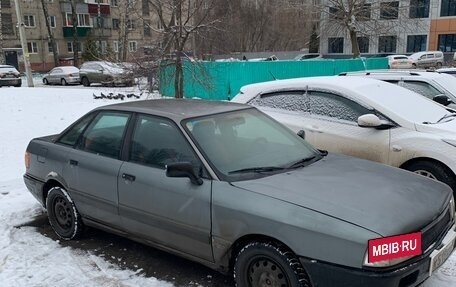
{"left": 442, "top": 139, "right": 456, "bottom": 148}
{"left": 363, "top": 251, "right": 414, "bottom": 268}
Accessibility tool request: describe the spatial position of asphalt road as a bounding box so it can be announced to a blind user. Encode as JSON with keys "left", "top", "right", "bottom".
{"left": 18, "top": 211, "right": 233, "bottom": 287}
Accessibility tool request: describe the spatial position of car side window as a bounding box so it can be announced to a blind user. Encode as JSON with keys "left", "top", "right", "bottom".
{"left": 400, "top": 81, "right": 442, "bottom": 99}
{"left": 249, "top": 92, "right": 309, "bottom": 112}
{"left": 78, "top": 112, "right": 130, "bottom": 158}
{"left": 306, "top": 91, "right": 371, "bottom": 122}
{"left": 130, "top": 115, "right": 199, "bottom": 169}
{"left": 58, "top": 113, "right": 95, "bottom": 146}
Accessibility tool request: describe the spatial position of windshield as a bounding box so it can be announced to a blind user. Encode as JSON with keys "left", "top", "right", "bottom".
{"left": 184, "top": 108, "right": 319, "bottom": 181}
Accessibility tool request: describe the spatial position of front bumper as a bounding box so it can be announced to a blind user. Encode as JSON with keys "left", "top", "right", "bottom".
{"left": 23, "top": 173, "right": 45, "bottom": 207}
{"left": 300, "top": 224, "right": 456, "bottom": 287}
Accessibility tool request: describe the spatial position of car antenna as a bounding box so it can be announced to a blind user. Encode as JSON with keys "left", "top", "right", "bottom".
{"left": 269, "top": 71, "right": 277, "bottom": 80}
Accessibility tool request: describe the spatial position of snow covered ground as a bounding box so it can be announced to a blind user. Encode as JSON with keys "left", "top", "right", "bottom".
{"left": 0, "top": 86, "right": 455, "bottom": 286}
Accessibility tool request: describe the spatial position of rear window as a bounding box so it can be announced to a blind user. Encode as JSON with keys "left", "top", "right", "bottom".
{"left": 0, "top": 67, "right": 18, "bottom": 73}
{"left": 393, "top": 56, "right": 408, "bottom": 60}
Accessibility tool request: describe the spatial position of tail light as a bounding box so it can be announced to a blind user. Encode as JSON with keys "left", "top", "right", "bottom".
{"left": 25, "top": 151, "right": 31, "bottom": 168}
{"left": 392, "top": 61, "right": 398, "bottom": 64}
{"left": 0, "top": 73, "right": 5, "bottom": 78}
{"left": 14, "top": 72, "right": 20, "bottom": 78}
{"left": 68, "top": 73, "right": 73, "bottom": 77}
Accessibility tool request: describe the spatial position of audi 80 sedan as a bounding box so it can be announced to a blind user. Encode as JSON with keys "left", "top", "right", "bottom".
{"left": 24, "top": 99, "right": 455, "bottom": 287}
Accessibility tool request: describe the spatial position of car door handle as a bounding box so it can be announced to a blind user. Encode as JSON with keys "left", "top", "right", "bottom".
{"left": 122, "top": 173, "right": 136, "bottom": 181}
{"left": 69, "top": 159, "right": 78, "bottom": 166}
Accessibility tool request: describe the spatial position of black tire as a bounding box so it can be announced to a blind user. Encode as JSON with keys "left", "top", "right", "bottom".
{"left": 81, "top": 77, "right": 90, "bottom": 87}
{"left": 234, "top": 242, "right": 312, "bottom": 287}
{"left": 61, "top": 78, "right": 67, "bottom": 86}
{"left": 43, "top": 78, "right": 49, "bottom": 85}
{"left": 405, "top": 161, "right": 456, "bottom": 194}
{"left": 46, "top": 187, "right": 84, "bottom": 240}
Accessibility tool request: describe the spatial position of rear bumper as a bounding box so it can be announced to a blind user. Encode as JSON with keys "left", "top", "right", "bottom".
{"left": 23, "top": 173, "right": 45, "bottom": 207}
{"left": 67, "top": 77, "right": 80, "bottom": 84}
{"left": 0, "top": 78, "right": 21, "bottom": 86}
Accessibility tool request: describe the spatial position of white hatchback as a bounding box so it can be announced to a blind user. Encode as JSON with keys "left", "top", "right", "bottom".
{"left": 232, "top": 77, "right": 456, "bottom": 195}
{"left": 387, "top": 55, "right": 413, "bottom": 69}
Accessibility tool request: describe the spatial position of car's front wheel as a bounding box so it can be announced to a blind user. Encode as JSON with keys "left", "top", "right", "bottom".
{"left": 234, "top": 242, "right": 312, "bottom": 287}
{"left": 43, "top": 78, "right": 49, "bottom": 85}
{"left": 406, "top": 160, "right": 456, "bottom": 193}
{"left": 46, "top": 187, "right": 83, "bottom": 240}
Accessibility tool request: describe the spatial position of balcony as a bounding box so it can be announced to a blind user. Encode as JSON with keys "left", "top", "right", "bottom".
{"left": 62, "top": 27, "right": 92, "bottom": 38}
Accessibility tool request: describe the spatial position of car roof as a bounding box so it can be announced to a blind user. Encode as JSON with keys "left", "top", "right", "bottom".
{"left": 96, "top": 98, "right": 251, "bottom": 120}
{"left": 0, "top": 65, "right": 16, "bottom": 69}
{"left": 340, "top": 69, "right": 446, "bottom": 80}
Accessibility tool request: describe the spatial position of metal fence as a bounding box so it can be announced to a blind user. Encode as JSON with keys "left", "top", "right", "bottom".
{"left": 159, "top": 58, "right": 388, "bottom": 100}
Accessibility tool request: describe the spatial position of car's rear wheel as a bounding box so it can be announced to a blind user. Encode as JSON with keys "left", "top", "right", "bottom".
{"left": 46, "top": 187, "right": 83, "bottom": 240}
{"left": 61, "top": 78, "right": 67, "bottom": 86}
{"left": 412, "top": 63, "right": 417, "bottom": 68}
{"left": 43, "top": 78, "right": 49, "bottom": 85}
{"left": 81, "top": 77, "right": 90, "bottom": 87}
{"left": 405, "top": 161, "right": 456, "bottom": 194}
{"left": 234, "top": 242, "right": 312, "bottom": 287}
{"left": 436, "top": 62, "right": 443, "bottom": 68}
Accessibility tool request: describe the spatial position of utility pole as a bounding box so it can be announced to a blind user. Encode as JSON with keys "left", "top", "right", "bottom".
{"left": 0, "top": 0, "right": 4, "bottom": 64}
{"left": 13, "top": 0, "right": 34, "bottom": 87}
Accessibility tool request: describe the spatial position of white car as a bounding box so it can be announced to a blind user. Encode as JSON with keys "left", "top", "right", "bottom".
{"left": 232, "top": 76, "right": 456, "bottom": 196}
{"left": 409, "top": 51, "right": 444, "bottom": 68}
{"left": 387, "top": 55, "right": 413, "bottom": 69}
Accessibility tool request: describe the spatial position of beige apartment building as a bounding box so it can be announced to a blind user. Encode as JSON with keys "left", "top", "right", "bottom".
{"left": 0, "top": 0, "right": 159, "bottom": 71}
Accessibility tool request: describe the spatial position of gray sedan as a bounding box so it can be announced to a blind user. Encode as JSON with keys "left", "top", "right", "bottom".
{"left": 42, "top": 66, "right": 80, "bottom": 86}
{"left": 23, "top": 99, "right": 455, "bottom": 287}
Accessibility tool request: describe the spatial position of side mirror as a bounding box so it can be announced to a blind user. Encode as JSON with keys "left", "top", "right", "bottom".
{"left": 297, "top": 130, "right": 305, "bottom": 140}
{"left": 358, "top": 114, "right": 381, "bottom": 128}
{"left": 166, "top": 162, "right": 203, "bottom": 185}
{"left": 433, "top": 94, "right": 452, "bottom": 106}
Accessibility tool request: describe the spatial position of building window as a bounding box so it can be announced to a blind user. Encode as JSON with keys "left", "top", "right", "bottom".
{"left": 112, "top": 19, "right": 120, "bottom": 29}
{"left": 112, "top": 0, "right": 118, "bottom": 6}
{"left": 101, "top": 41, "right": 107, "bottom": 54}
{"left": 407, "top": 35, "right": 427, "bottom": 52}
{"left": 357, "top": 37, "right": 369, "bottom": 53}
{"left": 129, "top": 41, "right": 137, "bottom": 52}
{"left": 1, "top": 0, "right": 11, "bottom": 8}
{"left": 409, "top": 0, "right": 429, "bottom": 18}
{"left": 127, "top": 19, "right": 136, "bottom": 30}
{"left": 48, "top": 16, "right": 56, "bottom": 28}
{"left": 23, "top": 15, "right": 36, "bottom": 27}
{"left": 113, "top": 41, "right": 119, "bottom": 52}
{"left": 67, "top": 42, "right": 73, "bottom": 53}
{"left": 380, "top": 2, "right": 399, "bottom": 20}
{"left": 378, "top": 36, "right": 397, "bottom": 53}
{"left": 329, "top": 7, "right": 343, "bottom": 20}
{"left": 438, "top": 34, "right": 456, "bottom": 52}
{"left": 143, "top": 0, "right": 150, "bottom": 16}
{"left": 48, "top": 42, "right": 59, "bottom": 53}
{"left": 1, "top": 13, "right": 14, "bottom": 35}
{"left": 356, "top": 4, "right": 371, "bottom": 21}
{"left": 27, "top": 42, "right": 38, "bottom": 54}
{"left": 65, "top": 13, "right": 91, "bottom": 27}
{"left": 328, "top": 37, "right": 344, "bottom": 53}
{"left": 144, "top": 20, "right": 151, "bottom": 36}
{"left": 441, "top": 0, "right": 456, "bottom": 16}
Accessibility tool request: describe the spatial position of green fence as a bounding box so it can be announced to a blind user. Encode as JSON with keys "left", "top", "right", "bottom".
{"left": 159, "top": 58, "right": 388, "bottom": 100}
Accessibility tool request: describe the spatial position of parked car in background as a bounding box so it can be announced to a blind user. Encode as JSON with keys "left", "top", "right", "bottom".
{"left": 386, "top": 55, "right": 413, "bottom": 69}
{"left": 42, "top": 66, "right": 80, "bottom": 86}
{"left": 0, "top": 65, "right": 21, "bottom": 87}
{"left": 79, "top": 61, "right": 134, "bottom": 87}
{"left": 294, "top": 53, "right": 322, "bottom": 60}
{"left": 409, "top": 51, "right": 444, "bottom": 68}
{"left": 340, "top": 70, "right": 456, "bottom": 109}
{"left": 232, "top": 76, "right": 456, "bottom": 196}
{"left": 24, "top": 99, "right": 456, "bottom": 287}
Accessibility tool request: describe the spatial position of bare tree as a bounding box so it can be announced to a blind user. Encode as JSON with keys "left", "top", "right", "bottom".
{"left": 319, "top": 0, "right": 425, "bottom": 57}
{"left": 71, "top": 0, "right": 79, "bottom": 66}
{"left": 146, "top": 0, "right": 220, "bottom": 98}
{"left": 40, "top": 0, "right": 58, "bottom": 66}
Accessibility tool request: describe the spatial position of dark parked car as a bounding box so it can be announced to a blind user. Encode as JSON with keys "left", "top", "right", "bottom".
{"left": 24, "top": 99, "right": 455, "bottom": 287}
{"left": 0, "top": 65, "right": 21, "bottom": 87}
{"left": 79, "top": 61, "right": 134, "bottom": 87}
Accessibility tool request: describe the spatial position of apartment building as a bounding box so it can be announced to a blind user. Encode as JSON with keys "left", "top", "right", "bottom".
{"left": 319, "top": 0, "right": 456, "bottom": 56}
{"left": 0, "top": 0, "right": 159, "bottom": 71}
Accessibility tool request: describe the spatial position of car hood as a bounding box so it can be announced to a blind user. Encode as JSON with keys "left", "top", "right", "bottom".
{"left": 415, "top": 118, "right": 456, "bottom": 137}
{"left": 231, "top": 154, "right": 451, "bottom": 237}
